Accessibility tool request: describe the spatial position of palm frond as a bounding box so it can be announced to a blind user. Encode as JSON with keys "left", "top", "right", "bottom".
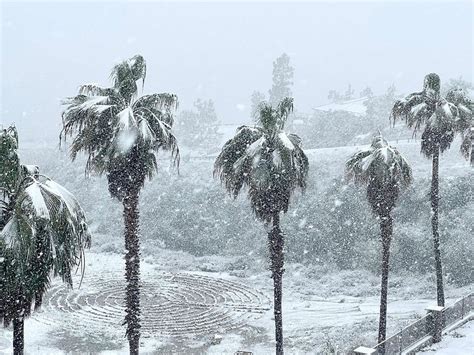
{"left": 346, "top": 135, "right": 412, "bottom": 217}
{"left": 215, "top": 97, "right": 308, "bottom": 222}
{"left": 61, "top": 55, "right": 179, "bottom": 200}
{"left": 391, "top": 74, "right": 457, "bottom": 157}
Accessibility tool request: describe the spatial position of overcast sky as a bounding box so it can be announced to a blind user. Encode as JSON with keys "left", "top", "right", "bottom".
{"left": 1, "top": 1, "right": 472, "bottom": 142}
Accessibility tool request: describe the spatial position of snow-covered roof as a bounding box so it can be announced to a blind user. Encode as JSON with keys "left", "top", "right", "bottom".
{"left": 313, "top": 97, "right": 369, "bottom": 116}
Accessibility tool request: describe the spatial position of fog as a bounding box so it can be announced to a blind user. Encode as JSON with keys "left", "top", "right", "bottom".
{"left": 1, "top": 0, "right": 472, "bottom": 141}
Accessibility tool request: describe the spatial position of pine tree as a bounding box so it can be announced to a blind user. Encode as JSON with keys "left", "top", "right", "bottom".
{"left": 269, "top": 54, "right": 294, "bottom": 106}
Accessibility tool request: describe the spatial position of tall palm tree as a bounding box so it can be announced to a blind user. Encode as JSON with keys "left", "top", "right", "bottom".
{"left": 346, "top": 135, "right": 412, "bottom": 347}
{"left": 0, "top": 125, "right": 90, "bottom": 355}
{"left": 214, "top": 97, "right": 308, "bottom": 355}
{"left": 391, "top": 73, "right": 458, "bottom": 307}
{"left": 61, "top": 55, "right": 179, "bottom": 354}
{"left": 446, "top": 89, "right": 473, "bottom": 165}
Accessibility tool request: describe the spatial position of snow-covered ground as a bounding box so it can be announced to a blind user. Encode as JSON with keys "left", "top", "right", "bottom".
{"left": 0, "top": 250, "right": 472, "bottom": 354}
{"left": 418, "top": 321, "right": 473, "bottom": 354}
{"left": 1, "top": 139, "right": 470, "bottom": 354}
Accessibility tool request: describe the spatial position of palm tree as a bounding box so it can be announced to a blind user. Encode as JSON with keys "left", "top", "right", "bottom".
{"left": 60, "top": 55, "right": 179, "bottom": 354}
{"left": 214, "top": 97, "right": 308, "bottom": 355}
{"left": 391, "top": 73, "right": 458, "bottom": 307}
{"left": 346, "top": 135, "right": 412, "bottom": 347}
{"left": 0, "top": 125, "right": 90, "bottom": 355}
{"left": 446, "top": 89, "right": 473, "bottom": 165}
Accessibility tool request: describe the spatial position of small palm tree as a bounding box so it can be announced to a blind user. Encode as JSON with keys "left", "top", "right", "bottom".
{"left": 391, "top": 73, "right": 458, "bottom": 307}
{"left": 446, "top": 89, "right": 473, "bottom": 165}
{"left": 61, "top": 55, "right": 179, "bottom": 354}
{"left": 214, "top": 97, "right": 308, "bottom": 355}
{"left": 346, "top": 135, "right": 412, "bottom": 346}
{"left": 0, "top": 125, "right": 90, "bottom": 355}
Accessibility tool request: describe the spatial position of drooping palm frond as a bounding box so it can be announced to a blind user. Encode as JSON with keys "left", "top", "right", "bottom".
{"left": 61, "top": 55, "right": 179, "bottom": 200}
{"left": 1, "top": 138, "right": 90, "bottom": 327}
{"left": 214, "top": 97, "right": 308, "bottom": 222}
{"left": 446, "top": 89, "right": 473, "bottom": 165}
{"left": 346, "top": 135, "right": 412, "bottom": 217}
{"left": 391, "top": 73, "right": 458, "bottom": 157}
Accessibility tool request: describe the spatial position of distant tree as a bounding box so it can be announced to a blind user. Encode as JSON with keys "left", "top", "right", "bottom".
{"left": 446, "top": 89, "right": 473, "bottom": 165}
{"left": 61, "top": 55, "right": 179, "bottom": 354}
{"left": 269, "top": 54, "right": 294, "bottom": 105}
{"left": 360, "top": 86, "right": 374, "bottom": 98}
{"left": 346, "top": 135, "right": 412, "bottom": 346}
{"left": 250, "top": 91, "right": 266, "bottom": 119}
{"left": 328, "top": 89, "right": 343, "bottom": 103}
{"left": 391, "top": 73, "right": 459, "bottom": 307}
{"left": 441, "top": 76, "right": 473, "bottom": 96}
{"left": 175, "top": 99, "right": 222, "bottom": 153}
{"left": 1, "top": 125, "right": 90, "bottom": 355}
{"left": 344, "top": 84, "right": 355, "bottom": 100}
{"left": 365, "top": 85, "right": 397, "bottom": 130}
{"left": 214, "top": 98, "right": 308, "bottom": 355}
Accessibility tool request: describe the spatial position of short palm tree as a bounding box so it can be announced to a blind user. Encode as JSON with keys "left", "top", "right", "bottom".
{"left": 0, "top": 125, "right": 90, "bottom": 355}
{"left": 61, "top": 55, "right": 179, "bottom": 354}
{"left": 346, "top": 134, "right": 412, "bottom": 346}
{"left": 214, "top": 97, "right": 308, "bottom": 355}
{"left": 391, "top": 73, "right": 458, "bottom": 307}
{"left": 446, "top": 88, "right": 473, "bottom": 165}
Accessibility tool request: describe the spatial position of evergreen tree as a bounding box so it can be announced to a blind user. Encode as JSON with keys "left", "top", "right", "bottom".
{"left": 61, "top": 55, "right": 179, "bottom": 354}
{"left": 214, "top": 98, "right": 308, "bottom": 355}
{"left": 175, "top": 99, "right": 222, "bottom": 153}
{"left": 250, "top": 90, "right": 266, "bottom": 119}
{"left": 1, "top": 125, "right": 90, "bottom": 355}
{"left": 346, "top": 135, "right": 412, "bottom": 348}
{"left": 269, "top": 54, "right": 294, "bottom": 106}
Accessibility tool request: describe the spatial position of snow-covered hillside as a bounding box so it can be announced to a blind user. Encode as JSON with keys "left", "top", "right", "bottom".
{"left": 1, "top": 138, "right": 470, "bottom": 353}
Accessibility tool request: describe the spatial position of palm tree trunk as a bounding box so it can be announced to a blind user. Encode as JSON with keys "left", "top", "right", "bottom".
{"left": 123, "top": 190, "right": 141, "bottom": 355}
{"left": 431, "top": 149, "right": 445, "bottom": 307}
{"left": 377, "top": 215, "right": 393, "bottom": 350}
{"left": 13, "top": 317, "right": 24, "bottom": 355}
{"left": 268, "top": 213, "right": 284, "bottom": 355}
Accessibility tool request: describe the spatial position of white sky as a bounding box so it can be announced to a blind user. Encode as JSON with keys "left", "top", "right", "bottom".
{"left": 1, "top": 0, "right": 472, "bottom": 141}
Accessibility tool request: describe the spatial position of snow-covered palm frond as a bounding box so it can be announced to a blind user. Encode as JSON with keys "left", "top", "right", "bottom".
{"left": 346, "top": 135, "right": 412, "bottom": 217}
{"left": 1, "top": 160, "right": 90, "bottom": 327}
{"left": 446, "top": 88, "right": 473, "bottom": 165}
{"left": 391, "top": 73, "right": 457, "bottom": 157}
{"left": 256, "top": 97, "right": 294, "bottom": 132}
{"left": 61, "top": 55, "right": 179, "bottom": 201}
{"left": 215, "top": 97, "right": 308, "bottom": 222}
{"left": 110, "top": 55, "right": 146, "bottom": 104}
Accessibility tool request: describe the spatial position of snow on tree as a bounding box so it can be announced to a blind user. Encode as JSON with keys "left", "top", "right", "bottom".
{"left": 391, "top": 73, "right": 459, "bottom": 307}
{"left": 269, "top": 53, "right": 294, "bottom": 106}
{"left": 0, "top": 125, "right": 90, "bottom": 355}
{"left": 214, "top": 97, "right": 308, "bottom": 355}
{"left": 61, "top": 54, "right": 179, "bottom": 354}
{"left": 346, "top": 134, "right": 412, "bottom": 346}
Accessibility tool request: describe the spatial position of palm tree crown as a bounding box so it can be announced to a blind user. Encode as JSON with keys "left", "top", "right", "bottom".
{"left": 346, "top": 135, "right": 412, "bottom": 217}
{"left": 214, "top": 97, "right": 308, "bottom": 221}
{"left": 391, "top": 73, "right": 458, "bottom": 157}
{"left": 61, "top": 54, "right": 179, "bottom": 200}
{"left": 446, "top": 88, "right": 473, "bottom": 164}
{"left": 1, "top": 125, "right": 90, "bottom": 327}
